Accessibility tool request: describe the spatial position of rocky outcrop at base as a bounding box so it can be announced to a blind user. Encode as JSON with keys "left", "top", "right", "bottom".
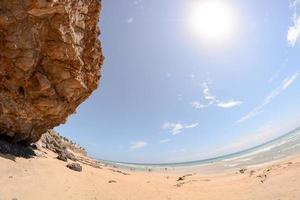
{"left": 0, "top": 135, "right": 36, "bottom": 158}
{"left": 37, "top": 130, "right": 87, "bottom": 157}
{"left": 0, "top": 0, "right": 104, "bottom": 142}
{"left": 67, "top": 163, "right": 82, "bottom": 172}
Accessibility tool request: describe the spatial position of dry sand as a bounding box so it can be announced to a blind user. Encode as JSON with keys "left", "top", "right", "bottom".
{"left": 1, "top": 149, "right": 300, "bottom": 200}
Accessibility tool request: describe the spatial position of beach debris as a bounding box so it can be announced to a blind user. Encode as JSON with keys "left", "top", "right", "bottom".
{"left": 174, "top": 180, "right": 197, "bottom": 187}
{"left": 109, "top": 169, "right": 130, "bottom": 175}
{"left": 108, "top": 180, "right": 117, "bottom": 183}
{"left": 257, "top": 174, "right": 267, "bottom": 183}
{"left": 239, "top": 168, "right": 247, "bottom": 174}
{"left": 177, "top": 174, "right": 193, "bottom": 181}
{"left": 67, "top": 163, "right": 82, "bottom": 172}
{"left": 249, "top": 170, "right": 255, "bottom": 177}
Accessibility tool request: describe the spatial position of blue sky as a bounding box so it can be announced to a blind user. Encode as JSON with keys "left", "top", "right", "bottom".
{"left": 56, "top": 0, "right": 300, "bottom": 163}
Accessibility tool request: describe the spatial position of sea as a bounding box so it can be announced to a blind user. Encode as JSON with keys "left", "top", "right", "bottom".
{"left": 98, "top": 127, "right": 300, "bottom": 172}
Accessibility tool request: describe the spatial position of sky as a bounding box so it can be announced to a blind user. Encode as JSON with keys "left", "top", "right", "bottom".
{"left": 56, "top": 0, "right": 300, "bottom": 163}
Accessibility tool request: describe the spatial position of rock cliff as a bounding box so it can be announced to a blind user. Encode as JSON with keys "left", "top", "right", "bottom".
{"left": 0, "top": 0, "right": 103, "bottom": 142}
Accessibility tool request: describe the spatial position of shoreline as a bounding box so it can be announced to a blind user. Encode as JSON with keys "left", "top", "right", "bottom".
{"left": 1, "top": 147, "right": 300, "bottom": 200}
{"left": 1, "top": 144, "right": 300, "bottom": 200}
{"left": 1, "top": 129, "right": 300, "bottom": 200}
{"left": 98, "top": 152, "right": 300, "bottom": 175}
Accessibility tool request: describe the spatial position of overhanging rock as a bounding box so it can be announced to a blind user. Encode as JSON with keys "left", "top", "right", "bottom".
{"left": 0, "top": 0, "right": 104, "bottom": 142}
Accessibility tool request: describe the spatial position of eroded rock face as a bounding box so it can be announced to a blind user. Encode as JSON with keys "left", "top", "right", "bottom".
{"left": 0, "top": 0, "right": 103, "bottom": 142}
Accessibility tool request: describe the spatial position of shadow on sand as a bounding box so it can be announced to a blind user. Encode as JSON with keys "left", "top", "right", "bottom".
{"left": 0, "top": 135, "right": 36, "bottom": 161}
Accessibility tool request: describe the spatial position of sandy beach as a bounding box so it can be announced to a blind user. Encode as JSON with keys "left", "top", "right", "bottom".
{"left": 1, "top": 1, "right": 300, "bottom": 200}
{"left": 1, "top": 148, "right": 300, "bottom": 200}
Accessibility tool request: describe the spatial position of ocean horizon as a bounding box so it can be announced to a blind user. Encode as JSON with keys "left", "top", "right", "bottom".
{"left": 98, "top": 127, "right": 300, "bottom": 171}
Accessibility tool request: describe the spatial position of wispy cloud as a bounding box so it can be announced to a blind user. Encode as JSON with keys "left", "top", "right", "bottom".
{"left": 202, "top": 82, "right": 217, "bottom": 103}
{"left": 171, "top": 148, "right": 186, "bottom": 153}
{"left": 268, "top": 58, "right": 288, "bottom": 83}
{"left": 218, "top": 117, "right": 300, "bottom": 155}
{"left": 217, "top": 100, "right": 242, "bottom": 108}
{"left": 127, "top": 17, "right": 134, "bottom": 24}
{"left": 185, "top": 123, "right": 199, "bottom": 129}
{"left": 283, "top": 72, "right": 298, "bottom": 89}
{"left": 134, "top": 0, "right": 142, "bottom": 5}
{"left": 162, "top": 116, "right": 300, "bottom": 163}
{"left": 238, "top": 73, "right": 299, "bottom": 123}
{"left": 287, "top": 0, "right": 300, "bottom": 46}
{"left": 130, "top": 141, "right": 148, "bottom": 150}
{"left": 159, "top": 139, "right": 170, "bottom": 143}
{"left": 162, "top": 122, "right": 199, "bottom": 135}
{"left": 191, "top": 101, "right": 207, "bottom": 110}
{"left": 191, "top": 82, "right": 242, "bottom": 110}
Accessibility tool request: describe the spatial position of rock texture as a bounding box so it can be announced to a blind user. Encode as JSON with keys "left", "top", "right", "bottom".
{"left": 0, "top": 0, "right": 103, "bottom": 142}
{"left": 37, "top": 129, "right": 86, "bottom": 158}
{"left": 67, "top": 163, "right": 82, "bottom": 172}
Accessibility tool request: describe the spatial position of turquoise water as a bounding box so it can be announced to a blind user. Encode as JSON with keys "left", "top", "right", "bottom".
{"left": 99, "top": 127, "right": 300, "bottom": 171}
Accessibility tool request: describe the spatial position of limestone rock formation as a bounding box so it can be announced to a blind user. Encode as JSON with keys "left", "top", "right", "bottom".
{"left": 0, "top": 0, "right": 104, "bottom": 142}
{"left": 37, "top": 129, "right": 87, "bottom": 156}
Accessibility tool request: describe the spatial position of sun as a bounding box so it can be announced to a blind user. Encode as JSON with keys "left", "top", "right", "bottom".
{"left": 188, "top": 1, "right": 237, "bottom": 42}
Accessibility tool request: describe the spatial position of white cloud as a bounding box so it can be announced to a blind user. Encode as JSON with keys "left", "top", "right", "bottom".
{"left": 162, "top": 122, "right": 199, "bottom": 135}
{"left": 130, "top": 141, "right": 147, "bottom": 150}
{"left": 192, "top": 82, "right": 242, "bottom": 110}
{"left": 127, "top": 17, "right": 134, "bottom": 23}
{"left": 287, "top": 0, "right": 300, "bottom": 46}
{"left": 185, "top": 123, "right": 199, "bottom": 129}
{"left": 237, "top": 108, "right": 263, "bottom": 123}
{"left": 159, "top": 139, "right": 170, "bottom": 143}
{"left": 191, "top": 101, "right": 207, "bottom": 110}
{"left": 217, "top": 100, "right": 242, "bottom": 108}
{"left": 282, "top": 73, "right": 298, "bottom": 89}
{"left": 238, "top": 73, "right": 299, "bottom": 123}
{"left": 162, "top": 123, "right": 183, "bottom": 135}
{"left": 287, "top": 17, "right": 300, "bottom": 46}
{"left": 202, "top": 82, "right": 217, "bottom": 103}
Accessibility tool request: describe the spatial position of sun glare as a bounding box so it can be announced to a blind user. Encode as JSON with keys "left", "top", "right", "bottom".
{"left": 188, "top": 1, "right": 237, "bottom": 42}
